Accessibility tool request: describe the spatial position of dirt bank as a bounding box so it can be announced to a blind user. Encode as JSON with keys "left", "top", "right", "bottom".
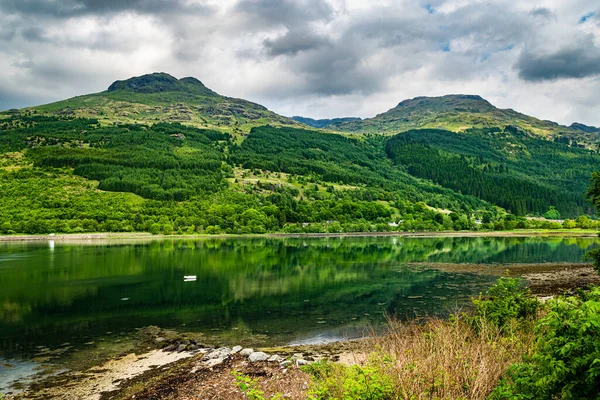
{"left": 0, "top": 229, "right": 597, "bottom": 243}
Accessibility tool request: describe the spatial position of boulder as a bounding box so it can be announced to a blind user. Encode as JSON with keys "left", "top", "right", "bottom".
{"left": 239, "top": 348, "right": 254, "bottom": 356}
{"left": 231, "top": 345, "right": 243, "bottom": 354}
{"left": 248, "top": 352, "right": 269, "bottom": 362}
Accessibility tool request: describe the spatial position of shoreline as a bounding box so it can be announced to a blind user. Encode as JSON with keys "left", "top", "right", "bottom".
{"left": 0, "top": 229, "right": 597, "bottom": 243}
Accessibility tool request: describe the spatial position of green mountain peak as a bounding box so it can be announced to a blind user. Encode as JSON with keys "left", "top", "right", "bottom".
{"left": 19, "top": 72, "right": 296, "bottom": 133}
{"left": 331, "top": 94, "right": 597, "bottom": 144}
{"left": 107, "top": 72, "right": 217, "bottom": 96}
{"left": 390, "top": 94, "right": 494, "bottom": 114}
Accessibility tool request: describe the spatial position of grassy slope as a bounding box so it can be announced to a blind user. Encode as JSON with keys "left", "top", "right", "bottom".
{"left": 331, "top": 94, "right": 599, "bottom": 144}
{"left": 19, "top": 73, "right": 300, "bottom": 134}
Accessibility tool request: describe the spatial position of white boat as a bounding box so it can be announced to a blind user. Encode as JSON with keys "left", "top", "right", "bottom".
{"left": 184, "top": 275, "right": 197, "bottom": 281}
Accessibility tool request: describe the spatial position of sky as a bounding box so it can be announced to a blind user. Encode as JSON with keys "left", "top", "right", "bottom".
{"left": 1, "top": 0, "right": 600, "bottom": 126}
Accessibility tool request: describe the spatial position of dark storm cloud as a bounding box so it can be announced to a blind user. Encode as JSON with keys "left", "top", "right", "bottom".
{"left": 0, "top": 0, "right": 212, "bottom": 18}
{"left": 257, "top": 2, "right": 532, "bottom": 96}
{"left": 21, "top": 26, "right": 48, "bottom": 42}
{"left": 291, "top": 46, "right": 383, "bottom": 96}
{"left": 264, "top": 29, "right": 330, "bottom": 56}
{"left": 516, "top": 39, "right": 600, "bottom": 81}
{"left": 235, "top": 0, "right": 333, "bottom": 27}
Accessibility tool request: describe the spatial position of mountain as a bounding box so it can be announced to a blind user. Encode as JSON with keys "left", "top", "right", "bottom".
{"left": 331, "top": 94, "right": 598, "bottom": 144}
{"left": 18, "top": 73, "right": 298, "bottom": 133}
{"left": 1, "top": 76, "right": 599, "bottom": 236}
{"left": 570, "top": 122, "right": 600, "bottom": 134}
{"left": 291, "top": 116, "right": 362, "bottom": 128}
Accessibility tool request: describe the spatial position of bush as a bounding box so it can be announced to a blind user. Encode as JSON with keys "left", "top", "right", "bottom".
{"left": 231, "top": 371, "right": 283, "bottom": 400}
{"left": 585, "top": 248, "right": 600, "bottom": 274}
{"left": 491, "top": 287, "right": 600, "bottom": 400}
{"left": 469, "top": 277, "right": 539, "bottom": 332}
{"left": 304, "top": 358, "right": 394, "bottom": 400}
{"left": 149, "top": 223, "right": 161, "bottom": 235}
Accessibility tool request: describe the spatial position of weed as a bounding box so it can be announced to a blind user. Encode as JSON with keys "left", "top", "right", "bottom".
{"left": 304, "top": 358, "right": 394, "bottom": 400}
{"left": 231, "top": 370, "right": 283, "bottom": 400}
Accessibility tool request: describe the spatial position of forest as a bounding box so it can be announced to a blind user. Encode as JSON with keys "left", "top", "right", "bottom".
{"left": 0, "top": 115, "right": 599, "bottom": 235}
{"left": 386, "top": 128, "right": 598, "bottom": 217}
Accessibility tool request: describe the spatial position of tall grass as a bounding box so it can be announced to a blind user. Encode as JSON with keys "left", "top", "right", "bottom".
{"left": 370, "top": 315, "right": 535, "bottom": 399}
{"left": 306, "top": 278, "right": 539, "bottom": 399}
{"left": 306, "top": 316, "right": 535, "bottom": 400}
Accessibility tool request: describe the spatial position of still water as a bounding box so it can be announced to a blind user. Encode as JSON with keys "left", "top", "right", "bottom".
{"left": 0, "top": 236, "right": 597, "bottom": 362}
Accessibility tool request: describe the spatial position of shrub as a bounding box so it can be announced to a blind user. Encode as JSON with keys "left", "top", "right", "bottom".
{"left": 149, "top": 223, "right": 161, "bottom": 235}
{"left": 231, "top": 371, "right": 283, "bottom": 400}
{"left": 469, "top": 277, "right": 539, "bottom": 332}
{"left": 491, "top": 287, "right": 600, "bottom": 400}
{"left": 305, "top": 358, "right": 394, "bottom": 400}
{"left": 585, "top": 248, "right": 600, "bottom": 274}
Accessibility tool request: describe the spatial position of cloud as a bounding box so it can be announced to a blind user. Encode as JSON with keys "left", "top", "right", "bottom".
{"left": 234, "top": 0, "right": 334, "bottom": 27}
{"left": 1, "top": 0, "right": 600, "bottom": 126}
{"left": 530, "top": 7, "right": 556, "bottom": 20}
{"left": 0, "top": 0, "right": 212, "bottom": 18}
{"left": 264, "top": 29, "right": 330, "bottom": 56}
{"left": 516, "top": 38, "right": 600, "bottom": 81}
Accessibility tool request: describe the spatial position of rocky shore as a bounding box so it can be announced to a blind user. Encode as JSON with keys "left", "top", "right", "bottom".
{"left": 5, "top": 262, "right": 600, "bottom": 400}
{"left": 6, "top": 327, "right": 360, "bottom": 400}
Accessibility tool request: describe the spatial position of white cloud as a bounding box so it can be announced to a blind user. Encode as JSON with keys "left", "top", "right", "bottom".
{"left": 0, "top": 0, "right": 599, "bottom": 126}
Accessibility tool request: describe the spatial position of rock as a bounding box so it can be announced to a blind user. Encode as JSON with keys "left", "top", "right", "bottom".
{"left": 292, "top": 353, "right": 303, "bottom": 360}
{"left": 204, "top": 358, "right": 224, "bottom": 368}
{"left": 268, "top": 354, "right": 284, "bottom": 362}
{"left": 239, "top": 348, "right": 254, "bottom": 356}
{"left": 188, "top": 344, "right": 198, "bottom": 351}
{"left": 206, "top": 347, "right": 230, "bottom": 359}
{"left": 177, "top": 344, "right": 188, "bottom": 352}
{"left": 154, "top": 337, "right": 166, "bottom": 344}
{"left": 296, "top": 359, "right": 310, "bottom": 366}
{"left": 231, "top": 345, "right": 243, "bottom": 354}
{"left": 163, "top": 344, "right": 177, "bottom": 352}
{"left": 280, "top": 360, "right": 292, "bottom": 367}
{"left": 248, "top": 352, "right": 269, "bottom": 362}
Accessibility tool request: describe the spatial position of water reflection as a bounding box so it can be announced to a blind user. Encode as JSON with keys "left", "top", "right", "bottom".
{"left": 0, "top": 236, "right": 597, "bottom": 359}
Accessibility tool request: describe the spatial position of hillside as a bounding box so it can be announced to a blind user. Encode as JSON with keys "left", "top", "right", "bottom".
{"left": 331, "top": 95, "right": 600, "bottom": 145}
{"left": 385, "top": 127, "right": 597, "bottom": 217}
{"left": 14, "top": 73, "right": 298, "bottom": 134}
{"left": 1, "top": 75, "right": 599, "bottom": 236}
{"left": 291, "top": 116, "right": 362, "bottom": 128}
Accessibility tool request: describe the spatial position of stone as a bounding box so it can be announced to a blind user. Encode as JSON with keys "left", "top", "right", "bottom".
{"left": 296, "top": 359, "right": 310, "bottom": 366}
{"left": 205, "top": 347, "right": 230, "bottom": 359}
{"left": 239, "top": 348, "right": 254, "bottom": 356}
{"left": 248, "top": 352, "right": 269, "bottom": 362}
{"left": 206, "top": 350, "right": 223, "bottom": 359}
{"left": 163, "top": 344, "right": 177, "bottom": 352}
{"left": 280, "top": 360, "right": 292, "bottom": 367}
{"left": 177, "top": 344, "right": 188, "bottom": 352}
{"left": 204, "top": 358, "right": 224, "bottom": 367}
{"left": 292, "top": 353, "right": 303, "bottom": 359}
{"left": 268, "top": 354, "right": 284, "bottom": 362}
{"left": 231, "top": 345, "right": 243, "bottom": 354}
